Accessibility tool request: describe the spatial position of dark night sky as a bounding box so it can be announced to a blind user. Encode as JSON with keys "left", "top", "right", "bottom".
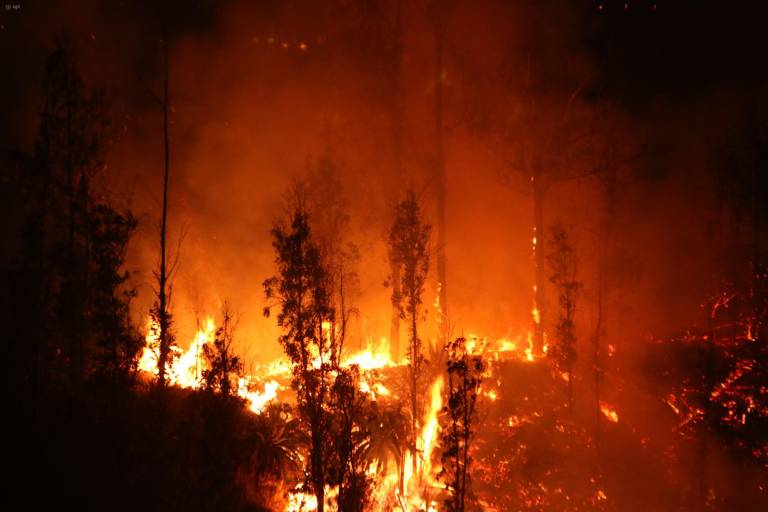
{"left": 3, "top": 0, "right": 767, "bottom": 139}
{"left": 3, "top": 0, "right": 767, "bottom": 161}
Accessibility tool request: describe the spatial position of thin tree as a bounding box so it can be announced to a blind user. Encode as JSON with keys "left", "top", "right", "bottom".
{"left": 439, "top": 336, "right": 485, "bottom": 512}
{"left": 155, "top": 33, "right": 175, "bottom": 387}
{"left": 429, "top": 0, "right": 448, "bottom": 342}
{"left": 330, "top": 366, "right": 373, "bottom": 512}
{"left": 263, "top": 196, "right": 337, "bottom": 512}
{"left": 494, "top": 44, "right": 611, "bottom": 357}
{"left": 202, "top": 304, "right": 243, "bottom": 397}
{"left": 584, "top": 119, "right": 640, "bottom": 447}
{"left": 590, "top": 140, "right": 629, "bottom": 445}
{"left": 388, "top": 0, "right": 406, "bottom": 362}
{"left": 304, "top": 157, "right": 359, "bottom": 361}
{"left": 546, "top": 223, "right": 581, "bottom": 415}
{"left": 388, "top": 190, "right": 431, "bottom": 473}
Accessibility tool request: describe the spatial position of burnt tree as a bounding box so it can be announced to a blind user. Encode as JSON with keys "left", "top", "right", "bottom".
{"left": 154, "top": 32, "right": 176, "bottom": 388}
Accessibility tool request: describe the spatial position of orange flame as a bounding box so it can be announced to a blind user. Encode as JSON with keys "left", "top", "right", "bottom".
{"left": 600, "top": 401, "right": 619, "bottom": 423}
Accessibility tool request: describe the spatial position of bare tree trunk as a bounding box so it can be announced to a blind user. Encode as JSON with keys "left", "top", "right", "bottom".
{"left": 592, "top": 276, "right": 603, "bottom": 445}
{"left": 316, "top": 466, "right": 325, "bottom": 512}
{"left": 461, "top": 374, "right": 470, "bottom": 511}
{"left": 390, "top": 265, "right": 401, "bottom": 361}
{"left": 434, "top": 2, "right": 447, "bottom": 345}
{"left": 157, "top": 34, "right": 171, "bottom": 388}
{"left": 314, "top": 423, "right": 325, "bottom": 512}
{"left": 389, "top": 0, "right": 404, "bottom": 363}
{"left": 447, "top": 368, "right": 460, "bottom": 508}
{"left": 593, "top": 169, "right": 615, "bottom": 447}
{"left": 700, "top": 311, "right": 716, "bottom": 507}
{"left": 751, "top": 143, "right": 764, "bottom": 344}
{"left": 410, "top": 304, "right": 419, "bottom": 476}
{"left": 64, "top": 81, "right": 85, "bottom": 387}
{"left": 533, "top": 171, "right": 546, "bottom": 355}
{"left": 337, "top": 265, "right": 347, "bottom": 365}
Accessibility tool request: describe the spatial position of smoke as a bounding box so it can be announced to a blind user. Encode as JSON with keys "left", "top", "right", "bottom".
{"left": 4, "top": 1, "right": 766, "bottom": 507}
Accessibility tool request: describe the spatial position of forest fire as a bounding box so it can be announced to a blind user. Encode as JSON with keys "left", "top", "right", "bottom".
{"left": 599, "top": 402, "right": 619, "bottom": 423}
{"left": 5, "top": 1, "right": 768, "bottom": 511}
{"left": 138, "top": 316, "right": 285, "bottom": 413}
{"left": 135, "top": 315, "right": 539, "bottom": 510}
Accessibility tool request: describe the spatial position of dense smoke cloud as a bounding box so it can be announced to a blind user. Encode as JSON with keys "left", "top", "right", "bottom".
{"left": 1, "top": 0, "right": 760, "bottom": 366}
{"left": 3, "top": 2, "right": 767, "bottom": 507}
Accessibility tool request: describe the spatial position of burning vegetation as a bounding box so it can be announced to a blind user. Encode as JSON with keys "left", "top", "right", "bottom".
{"left": 3, "top": 1, "right": 768, "bottom": 511}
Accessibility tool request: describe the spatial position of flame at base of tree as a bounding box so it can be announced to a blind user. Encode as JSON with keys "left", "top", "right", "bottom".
{"left": 134, "top": 313, "right": 556, "bottom": 511}
{"left": 132, "top": 289, "right": 768, "bottom": 512}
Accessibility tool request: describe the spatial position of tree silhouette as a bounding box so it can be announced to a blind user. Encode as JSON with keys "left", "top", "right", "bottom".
{"left": 303, "top": 157, "right": 360, "bottom": 360}
{"left": 263, "top": 195, "right": 337, "bottom": 512}
{"left": 439, "top": 336, "right": 485, "bottom": 512}
{"left": 387, "top": 190, "right": 431, "bottom": 473}
{"left": 330, "top": 366, "right": 373, "bottom": 512}
{"left": 155, "top": 32, "right": 175, "bottom": 388}
{"left": 429, "top": 0, "right": 449, "bottom": 340}
{"left": 546, "top": 223, "right": 581, "bottom": 415}
{"left": 9, "top": 44, "right": 139, "bottom": 390}
{"left": 37, "top": 43, "right": 109, "bottom": 386}
{"left": 89, "top": 203, "right": 141, "bottom": 384}
{"left": 202, "top": 305, "right": 243, "bottom": 397}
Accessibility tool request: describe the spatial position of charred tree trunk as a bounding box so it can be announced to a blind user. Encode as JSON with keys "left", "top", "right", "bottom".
{"left": 390, "top": 265, "right": 401, "bottom": 361}
{"left": 699, "top": 309, "right": 717, "bottom": 507}
{"left": 338, "top": 265, "right": 347, "bottom": 364}
{"left": 568, "top": 367, "right": 574, "bottom": 416}
{"left": 593, "top": 168, "right": 616, "bottom": 448}
{"left": 64, "top": 78, "right": 86, "bottom": 387}
{"left": 533, "top": 171, "right": 546, "bottom": 355}
{"left": 592, "top": 274, "right": 603, "bottom": 444}
{"left": 434, "top": 2, "right": 447, "bottom": 344}
{"left": 313, "top": 424, "right": 326, "bottom": 512}
{"left": 388, "top": 191, "right": 430, "bottom": 480}
{"left": 750, "top": 121, "right": 765, "bottom": 344}
{"left": 410, "top": 302, "right": 419, "bottom": 476}
{"left": 389, "top": 0, "right": 404, "bottom": 363}
{"left": 460, "top": 373, "right": 470, "bottom": 511}
{"left": 157, "top": 35, "right": 171, "bottom": 388}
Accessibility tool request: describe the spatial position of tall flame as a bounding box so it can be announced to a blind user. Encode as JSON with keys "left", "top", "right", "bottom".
{"left": 137, "top": 315, "right": 282, "bottom": 414}
{"left": 421, "top": 375, "right": 444, "bottom": 483}
{"left": 600, "top": 401, "right": 619, "bottom": 423}
{"left": 135, "top": 311, "right": 553, "bottom": 511}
